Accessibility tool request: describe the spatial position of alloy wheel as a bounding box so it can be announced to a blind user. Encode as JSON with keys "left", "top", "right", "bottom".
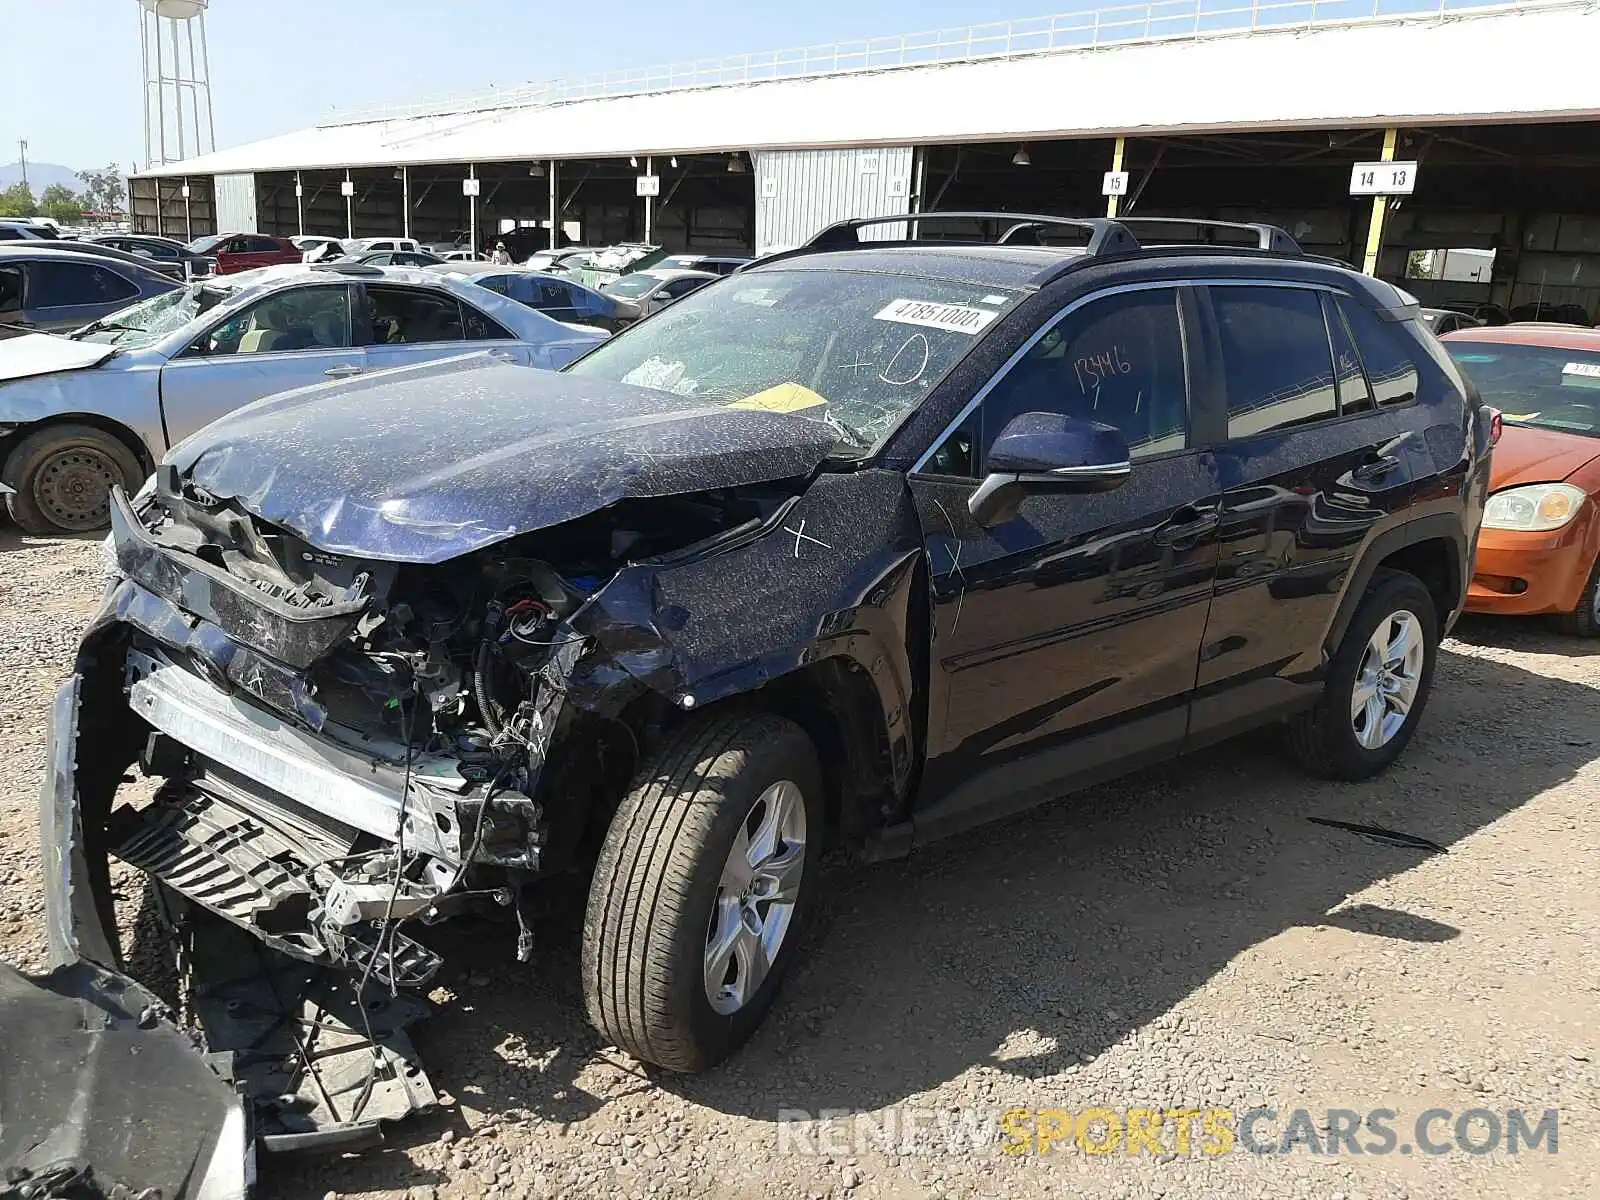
{"left": 704, "top": 779, "right": 807, "bottom": 1016}
{"left": 1350, "top": 610, "right": 1425, "bottom": 750}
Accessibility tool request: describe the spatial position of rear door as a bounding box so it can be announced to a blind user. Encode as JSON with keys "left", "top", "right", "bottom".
{"left": 908, "top": 283, "right": 1222, "bottom": 836}
{"left": 22, "top": 259, "right": 142, "bottom": 331}
{"left": 1189, "top": 282, "right": 1427, "bottom": 745}
{"left": 156, "top": 282, "right": 363, "bottom": 444}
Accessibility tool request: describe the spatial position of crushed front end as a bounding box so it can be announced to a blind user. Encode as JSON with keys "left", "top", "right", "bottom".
{"left": 26, "top": 459, "right": 813, "bottom": 1179}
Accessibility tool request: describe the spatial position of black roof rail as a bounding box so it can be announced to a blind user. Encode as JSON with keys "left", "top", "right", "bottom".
{"left": 803, "top": 211, "right": 1142, "bottom": 258}
{"left": 1111, "top": 217, "right": 1302, "bottom": 255}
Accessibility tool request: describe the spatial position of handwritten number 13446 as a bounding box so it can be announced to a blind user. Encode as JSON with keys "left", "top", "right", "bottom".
{"left": 1074, "top": 345, "right": 1131, "bottom": 393}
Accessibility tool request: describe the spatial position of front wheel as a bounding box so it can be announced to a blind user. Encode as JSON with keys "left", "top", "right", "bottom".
{"left": 1286, "top": 570, "right": 1439, "bottom": 781}
{"left": 3, "top": 423, "right": 145, "bottom": 534}
{"left": 1549, "top": 553, "right": 1600, "bottom": 637}
{"left": 582, "top": 712, "right": 823, "bottom": 1072}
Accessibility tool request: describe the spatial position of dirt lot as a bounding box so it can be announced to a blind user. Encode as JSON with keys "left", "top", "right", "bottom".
{"left": 2, "top": 525, "right": 1597, "bottom": 1200}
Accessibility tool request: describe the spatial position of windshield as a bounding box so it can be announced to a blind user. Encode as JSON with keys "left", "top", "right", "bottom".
{"left": 188, "top": 234, "right": 226, "bottom": 254}
{"left": 566, "top": 268, "right": 1019, "bottom": 454}
{"left": 70, "top": 282, "right": 230, "bottom": 348}
{"left": 1447, "top": 340, "right": 1600, "bottom": 438}
{"left": 603, "top": 273, "right": 663, "bottom": 299}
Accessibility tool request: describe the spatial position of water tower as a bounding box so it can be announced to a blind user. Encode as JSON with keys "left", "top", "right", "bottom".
{"left": 139, "top": 0, "right": 216, "bottom": 167}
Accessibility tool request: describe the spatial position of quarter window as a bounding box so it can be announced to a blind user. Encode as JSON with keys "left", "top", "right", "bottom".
{"left": 978, "top": 287, "right": 1190, "bottom": 468}
{"left": 1324, "top": 293, "right": 1375, "bottom": 413}
{"left": 1338, "top": 297, "right": 1420, "bottom": 407}
{"left": 1215, "top": 286, "right": 1337, "bottom": 438}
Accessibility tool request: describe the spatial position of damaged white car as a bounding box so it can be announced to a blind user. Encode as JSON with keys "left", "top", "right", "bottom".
{"left": 0, "top": 264, "right": 606, "bottom": 534}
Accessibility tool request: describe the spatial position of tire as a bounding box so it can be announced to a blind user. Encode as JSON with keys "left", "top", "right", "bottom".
{"left": 2, "top": 423, "right": 145, "bottom": 535}
{"left": 582, "top": 712, "right": 823, "bottom": 1073}
{"left": 1286, "top": 569, "right": 1439, "bottom": 781}
{"left": 1549, "top": 554, "right": 1600, "bottom": 637}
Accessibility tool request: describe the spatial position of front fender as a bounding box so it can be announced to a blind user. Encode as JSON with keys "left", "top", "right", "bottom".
{"left": 0, "top": 359, "right": 166, "bottom": 461}
{"left": 568, "top": 469, "right": 926, "bottom": 799}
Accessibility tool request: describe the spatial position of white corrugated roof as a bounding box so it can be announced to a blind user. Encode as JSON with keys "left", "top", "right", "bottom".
{"left": 139, "top": 1, "right": 1600, "bottom": 178}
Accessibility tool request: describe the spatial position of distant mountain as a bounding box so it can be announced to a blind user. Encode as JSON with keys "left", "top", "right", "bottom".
{"left": 0, "top": 162, "right": 90, "bottom": 194}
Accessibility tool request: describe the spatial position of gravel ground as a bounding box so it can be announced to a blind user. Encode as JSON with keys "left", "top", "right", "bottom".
{"left": 2, "top": 525, "right": 1597, "bottom": 1200}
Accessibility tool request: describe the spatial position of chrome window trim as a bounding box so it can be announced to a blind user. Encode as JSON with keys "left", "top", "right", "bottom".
{"left": 909, "top": 275, "right": 1348, "bottom": 475}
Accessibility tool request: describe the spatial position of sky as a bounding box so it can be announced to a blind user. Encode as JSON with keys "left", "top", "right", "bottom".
{"left": 1, "top": 0, "right": 1053, "bottom": 173}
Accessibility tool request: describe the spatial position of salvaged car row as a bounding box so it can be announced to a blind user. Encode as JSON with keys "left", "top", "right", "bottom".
{"left": 8, "top": 208, "right": 1600, "bottom": 1198}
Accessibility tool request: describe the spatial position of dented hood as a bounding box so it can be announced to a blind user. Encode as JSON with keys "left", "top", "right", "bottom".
{"left": 0, "top": 331, "right": 116, "bottom": 382}
{"left": 170, "top": 355, "right": 839, "bottom": 563}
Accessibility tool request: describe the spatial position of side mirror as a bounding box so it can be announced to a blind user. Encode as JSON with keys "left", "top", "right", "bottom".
{"left": 968, "top": 412, "right": 1131, "bottom": 527}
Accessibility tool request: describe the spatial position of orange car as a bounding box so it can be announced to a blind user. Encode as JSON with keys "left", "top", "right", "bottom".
{"left": 1442, "top": 325, "right": 1600, "bottom": 635}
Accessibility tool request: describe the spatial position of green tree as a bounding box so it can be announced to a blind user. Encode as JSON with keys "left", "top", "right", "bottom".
{"left": 39, "top": 184, "right": 84, "bottom": 225}
{"left": 75, "top": 165, "right": 125, "bottom": 215}
{"left": 0, "top": 182, "right": 38, "bottom": 217}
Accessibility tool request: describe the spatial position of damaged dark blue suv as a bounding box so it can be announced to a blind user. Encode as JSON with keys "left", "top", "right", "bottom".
{"left": 28, "top": 214, "right": 1491, "bottom": 1184}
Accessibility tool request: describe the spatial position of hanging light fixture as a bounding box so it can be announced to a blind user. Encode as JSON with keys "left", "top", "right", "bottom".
{"left": 727, "top": 153, "right": 747, "bottom": 173}
{"left": 669, "top": 156, "right": 679, "bottom": 169}
{"left": 1012, "top": 145, "right": 1031, "bottom": 167}
{"left": 629, "top": 155, "right": 638, "bottom": 168}
{"left": 528, "top": 161, "right": 546, "bottom": 177}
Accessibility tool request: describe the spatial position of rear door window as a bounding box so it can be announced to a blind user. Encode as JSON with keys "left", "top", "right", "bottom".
{"left": 26, "top": 261, "right": 139, "bottom": 309}
{"left": 463, "top": 304, "right": 514, "bottom": 341}
{"left": 363, "top": 285, "right": 465, "bottom": 344}
{"left": 1214, "top": 286, "right": 1338, "bottom": 438}
{"left": 0, "top": 265, "right": 22, "bottom": 313}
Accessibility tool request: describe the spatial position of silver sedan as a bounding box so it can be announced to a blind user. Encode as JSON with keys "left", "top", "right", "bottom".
{"left": 0, "top": 264, "right": 608, "bottom": 533}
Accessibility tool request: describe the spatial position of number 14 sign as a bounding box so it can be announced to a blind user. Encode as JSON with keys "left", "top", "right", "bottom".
{"left": 1349, "top": 161, "right": 1419, "bottom": 196}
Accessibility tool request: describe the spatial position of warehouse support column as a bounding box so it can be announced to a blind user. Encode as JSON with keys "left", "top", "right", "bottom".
{"left": 1106, "top": 137, "right": 1126, "bottom": 219}
{"left": 469, "top": 163, "right": 478, "bottom": 256}
{"left": 182, "top": 178, "right": 192, "bottom": 242}
{"left": 548, "top": 161, "right": 558, "bottom": 251}
{"left": 344, "top": 168, "right": 353, "bottom": 239}
{"left": 402, "top": 166, "right": 410, "bottom": 240}
{"left": 295, "top": 170, "right": 304, "bottom": 237}
{"left": 643, "top": 156, "right": 653, "bottom": 245}
{"left": 1362, "top": 128, "right": 1398, "bottom": 277}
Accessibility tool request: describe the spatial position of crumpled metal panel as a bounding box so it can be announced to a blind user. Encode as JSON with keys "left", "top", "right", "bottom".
{"left": 568, "top": 469, "right": 925, "bottom": 798}
{"left": 168, "top": 358, "right": 839, "bottom": 563}
{"left": 0, "top": 960, "right": 250, "bottom": 1200}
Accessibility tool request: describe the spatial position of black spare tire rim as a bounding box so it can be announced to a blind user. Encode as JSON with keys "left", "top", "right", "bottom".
{"left": 33, "top": 445, "right": 121, "bottom": 531}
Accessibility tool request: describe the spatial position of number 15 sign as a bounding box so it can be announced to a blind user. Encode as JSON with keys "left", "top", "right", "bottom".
{"left": 1349, "top": 161, "right": 1419, "bottom": 196}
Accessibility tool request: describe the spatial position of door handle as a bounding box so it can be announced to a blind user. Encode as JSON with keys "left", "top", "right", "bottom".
{"left": 1351, "top": 454, "right": 1400, "bottom": 483}
{"left": 486, "top": 348, "right": 518, "bottom": 362}
{"left": 1153, "top": 510, "right": 1220, "bottom": 549}
{"left": 324, "top": 364, "right": 363, "bottom": 378}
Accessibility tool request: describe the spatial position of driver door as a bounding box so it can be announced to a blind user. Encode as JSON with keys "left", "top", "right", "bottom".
{"left": 906, "top": 284, "right": 1223, "bottom": 839}
{"left": 156, "top": 283, "right": 363, "bottom": 445}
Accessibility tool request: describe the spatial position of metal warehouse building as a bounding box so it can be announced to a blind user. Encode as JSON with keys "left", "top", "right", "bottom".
{"left": 134, "top": 0, "right": 1600, "bottom": 314}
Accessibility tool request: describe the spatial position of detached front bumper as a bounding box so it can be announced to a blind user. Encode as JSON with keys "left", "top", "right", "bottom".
{"left": 12, "top": 602, "right": 440, "bottom": 1197}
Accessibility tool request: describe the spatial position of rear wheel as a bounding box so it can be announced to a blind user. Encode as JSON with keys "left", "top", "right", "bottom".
{"left": 582, "top": 712, "right": 822, "bottom": 1072}
{"left": 1549, "top": 554, "right": 1600, "bottom": 637}
{"left": 1286, "top": 570, "right": 1439, "bottom": 780}
{"left": 2, "top": 423, "right": 144, "bottom": 534}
